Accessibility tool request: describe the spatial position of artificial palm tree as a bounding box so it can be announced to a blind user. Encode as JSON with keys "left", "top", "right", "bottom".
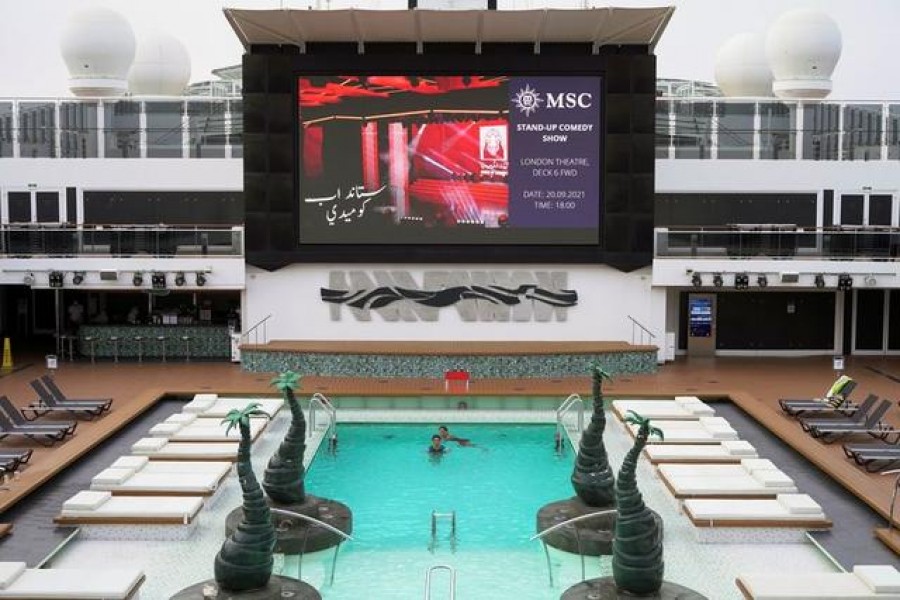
{"left": 263, "top": 370, "right": 307, "bottom": 505}
{"left": 215, "top": 403, "right": 276, "bottom": 592}
{"left": 612, "top": 410, "right": 665, "bottom": 595}
{"left": 571, "top": 363, "right": 615, "bottom": 507}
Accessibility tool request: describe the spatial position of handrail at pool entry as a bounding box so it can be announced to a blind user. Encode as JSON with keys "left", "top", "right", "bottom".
{"left": 270, "top": 507, "right": 352, "bottom": 586}
{"left": 309, "top": 393, "right": 337, "bottom": 450}
{"left": 424, "top": 564, "right": 456, "bottom": 600}
{"left": 556, "top": 393, "right": 584, "bottom": 444}
{"left": 531, "top": 508, "right": 618, "bottom": 587}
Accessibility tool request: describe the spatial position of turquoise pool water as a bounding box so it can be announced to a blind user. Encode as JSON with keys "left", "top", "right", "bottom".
{"left": 293, "top": 423, "right": 585, "bottom": 599}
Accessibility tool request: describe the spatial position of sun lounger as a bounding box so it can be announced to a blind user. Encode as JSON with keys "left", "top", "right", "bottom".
{"left": 627, "top": 416, "right": 738, "bottom": 444}
{"left": 779, "top": 376, "right": 858, "bottom": 417}
{"left": 736, "top": 565, "right": 900, "bottom": 599}
{"left": 808, "top": 400, "right": 894, "bottom": 443}
{"left": 844, "top": 443, "right": 900, "bottom": 472}
{"left": 148, "top": 413, "right": 267, "bottom": 442}
{"left": 108, "top": 455, "right": 233, "bottom": 474}
{"left": 90, "top": 457, "right": 231, "bottom": 495}
{"left": 644, "top": 441, "right": 757, "bottom": 464}
{"left": 0, "top": 397, "right": 76, "bottom": 437}
{"left": 55, "top": 490, "right": 203, "bottom": 526}
{"left": 613, "top": 397, "right": 715, "bottom": 421}
{"left": 0, "top": 561, "right": 145, "bottom": 599}
{"left": 130, "top": 437, "right": 239, "bottom": 461}
{"left": 659, "top": 465, "right": 797, "bottom": 498}
{"left": 658, "top": 458, "right": 780, "bottom": 479}
{"left": 183, "top": 393, "right": 284, "bottom": 417}
{"left": 0, "top": 410, "right": 68, "bottom": 447}
{"left": 683, "top": 494, "right": 831, "bottom": 528}
{"left": 40, "top": 375, "right": 113, "bottom": 407}
{"left": 25, "top": 381, "right": 109, "bottom": 420}
{"left": 799, "top": 394, "right": 878, "bottom": 432}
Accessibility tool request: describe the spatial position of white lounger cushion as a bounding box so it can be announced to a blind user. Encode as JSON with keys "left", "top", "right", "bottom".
{"left": 131, "top": 437, "right": 167, "bottom": 452}
{"left": 855, "top": 566, "right": 900, "bottom": 594}
{"left": 92, "top": 468, "right": 134, "bottom": 486}
{"left": 164, "top": 413, "right": 199, "bottom": 425}
{"left": 644, "top": 444, "right": 758, "bottom": 463}
{"left": 737, "top": 570, "right": 900, "bottom": 599}
{"left": 0, "top": 563, "right": 25, "bottom": 589}
{"left": 109, "top": 457, "right": 232, "bottom": 474}
{"left": 778, "top": 494, "right": 823, "bottom": 515}
{"left": 685, "top": 495, "right": 826, "bottom": 521}
{"left": 60, "top": 495, "right": 203, "bottom": 520}
{"left": 63, "top": 491, "right": 111, "bottom": 511}
{"left": 0, "top": 565, "right": 144, "bottom": 599}
{"left": 614, "top": 399, "right": 715, "bottom": 420}
{"left": 183, "top": 393, "right": 218, "bottom": 413}
{"left": 130, "top": 439, "right": 239, "bottom": 460}
{"left": 752, "top": 469, "right": 796, "bottom": 489}
{"left": 168, "top": 418, "right": 266, "bottom": 441}
{"left": 149, "top": 422, "right": 184, "bottom": 437}
{"left": 722, "top": 440, "right": 757, "bottom": 456}
{"left": 662, "top": 473, "right": 797, "bottom": 497}
{"left": 91, "top": 469, "right": 227, "bottom": 493}
{"left": 110, "top": 456, "right": 150, "bottom": 471}
{"left": 658, "top": 460, "right": 780, "bottom": 479}
{"left": 195, "top": 397, "right": 284, "bottom": 417}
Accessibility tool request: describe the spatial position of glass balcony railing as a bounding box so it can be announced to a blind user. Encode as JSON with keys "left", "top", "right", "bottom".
{"left": 655, "top": 226, "right": 900, "bottom": 260}
{"left": 0, "top": 225, "right": 244, "bottom": 258}
{"left": 0, "top": 97, "right": 241, "bottom": 159}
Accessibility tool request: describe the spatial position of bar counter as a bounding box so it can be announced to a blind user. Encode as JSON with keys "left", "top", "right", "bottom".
{"left": 77, "top": 325, "right": 232, "bottom": 360}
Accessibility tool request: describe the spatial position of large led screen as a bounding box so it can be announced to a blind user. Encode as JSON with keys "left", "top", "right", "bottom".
{"left": 297, "top": 75, "right": 602, "bottom": 245}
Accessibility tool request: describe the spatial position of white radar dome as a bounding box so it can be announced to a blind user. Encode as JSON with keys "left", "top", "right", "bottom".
{"left": 60, "top": 7, "right": 136, "bottom": 97}
{"left": 128, "top": 32, "right": 191, "bottom": 96}
{"left": 766, "top": 8, "right": 842, "bottom": 99}
{"left": 714, "top": 32, "right": 773, "bottom": 97}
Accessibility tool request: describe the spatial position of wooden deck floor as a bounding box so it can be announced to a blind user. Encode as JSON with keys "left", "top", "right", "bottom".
{"left": 1, "top": 353, "right": 899, "bottom": 550}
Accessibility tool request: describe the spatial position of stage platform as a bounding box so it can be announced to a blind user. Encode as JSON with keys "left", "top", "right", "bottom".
{"left": 239, "top": 340, "right": 659, "bottom": 378}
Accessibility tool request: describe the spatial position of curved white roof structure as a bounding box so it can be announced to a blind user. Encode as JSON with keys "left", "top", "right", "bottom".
{"left": 714, "top": 32, "right": 773, "bottom": 97}
{"left": 128, "top": 32, "right": 192, "bottom": 96}
{"left": 60, "top": 7, "right": 136, "bottom": 97}
{"left": 766, "top": 8, "right": 842, "bottom": 100}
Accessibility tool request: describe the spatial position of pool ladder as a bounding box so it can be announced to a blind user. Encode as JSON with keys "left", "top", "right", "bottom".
{"left": 424, "top": 564, "right": 456, "bottom": 600}
{"left": 430, "top": 510, "right": 457, "bottom": 553}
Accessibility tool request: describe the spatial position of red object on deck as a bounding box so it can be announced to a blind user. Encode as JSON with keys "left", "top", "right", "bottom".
{"left": 444, "top": 369, "right": 470, "bottom": 392}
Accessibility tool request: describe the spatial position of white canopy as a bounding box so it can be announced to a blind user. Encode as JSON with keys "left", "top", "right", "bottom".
{"left": 224, "top": 7, "right": 674, "bottom": 52}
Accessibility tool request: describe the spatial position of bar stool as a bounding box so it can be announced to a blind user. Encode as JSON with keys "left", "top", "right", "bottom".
{"left": 134, "top": 335, "right": 144, "bottom": 363}
{"left": 108, "top": 336, "right": 120, "bottom": 363}
{"left": 156, "top": 335, "right": 167, "bottom": 363}
{"left": 59, "top": 334, "right": 74, "bottom": 361}
{"left": 83, "top": 336, "right": 96, "bottom": 364}
{"left": 181, "top": 335, "right": 191, "bottom": 362}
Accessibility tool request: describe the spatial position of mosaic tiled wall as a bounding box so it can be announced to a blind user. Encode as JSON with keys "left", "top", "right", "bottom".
{"left": 241, "top": 349, "right": 657, "bottom": 378}
{"left": 77, "top": 325, "right": 232, "bottom": 360}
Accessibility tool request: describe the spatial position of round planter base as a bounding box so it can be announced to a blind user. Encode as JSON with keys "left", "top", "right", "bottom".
{"left": 536, "top": 497, "right": 616, "bottom": 556}
{"left": 226, "top": 496, "right": 352, "bottom": 554}
{"left": 560, "top": 577, "right": 708, "bottom": 600}
{"left": 170, "top": 575, "right": 320, "bottom": 600}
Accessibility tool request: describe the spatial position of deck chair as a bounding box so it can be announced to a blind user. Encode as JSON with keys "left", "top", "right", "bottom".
{"left": 0, "top": 397, "right": 76, "bottom": 437}
{"left": 40, "top": 375, "right": 112, "bottom": 408}
{"left": 843, "top": 443, "right": 900, "bottom": 472}
{"left": 779, "top": 377, "right": 858, "bottom": 417}
{"left": 798, "top": 394, "right": 878, "bottom": 432}
{"left": 808, "top": 399, "right": 893, "bottom": 443}
{"left": 25, "top": 381, "right": 109, "bottom": 420}
{"left": 0, "top": 409, "right": 68, "bottom": 447}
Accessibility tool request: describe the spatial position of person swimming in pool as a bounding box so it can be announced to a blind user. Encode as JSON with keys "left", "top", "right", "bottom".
{"left": 428, "top": 434, "right": 447, "bottom": 455}
{"left": 438, "top": 425, "right": 473, "bottom": 447}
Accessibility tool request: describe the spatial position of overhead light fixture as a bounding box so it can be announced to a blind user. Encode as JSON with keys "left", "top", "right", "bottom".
{"left": 174, "top": 272, "right": 186, "bottom": 287}
{"left": 48, "top": 271, "right": 64, "bottom": 288}
{"left": 691, "top": 273, "right": 702, "bottom": 288}
{"left": 133, "top": 272, "right": 144, "bottom": 287}
{"left": 865, "top": 275, "right": 877, "bottom": 286}
{"left": 151, "top": 272, "right": 166, "bottom": 289}
{"left": 814, "top": 274, "right": 826, "bottom": 289}
{"left": 757, "top": 274, "right": 768, "bottom": 288}
{"left": 838, "top": 274, "right": 853, "bottom": 291}
{"left": 712, "top": 273, "right": 724, "bottom": 288}
{"left": 23, "top": 273, "right": 34, "bottom": 286}
{"left": 72, "top": 272, "right": 85, "bottom": 286}
{"left": 734, "top": 273, "right": 749, "bottom": 290}
{"left": 195, "top": 272, "right": 207, "bottom": 287}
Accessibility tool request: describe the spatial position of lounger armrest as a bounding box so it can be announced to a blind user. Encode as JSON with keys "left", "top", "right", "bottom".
{"left": 184, "top": 393, "right": 218, "bottom": 413}
{"left": 741, "top": 459, "right": 778, "bottom": 473}
{"left": 92, "top": 467, "right": 134, "bottom": 486}
{"left": 165, "top": 413, "right": 198, "bottom": 426}
{"left": 722, "top": 440, "right": 757, "bottom": 456}
{"left": 752, "top": 469, "right": 795, "bottom": 488}
{"left": 149, "top": 422, "right": 184, "bottom": 437}
{"left": 0, "top": 563, "right": 26, "bottom": 589}
{"left": 132, "top": 437, "right": 168, "bottom": 452}
{"left": 110, "top": 455, "right": 150, "bottom": 471}
{"left": 777, "top": 494, "right": 823, "bottom": 515}
{"left": 63, "top": 490, "right": 111, "bottom": 511}
{"left": 854, "top": 565, "right": 900, "bottom": 593}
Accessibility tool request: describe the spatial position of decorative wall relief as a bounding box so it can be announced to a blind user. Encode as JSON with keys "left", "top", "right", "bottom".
{"left": 323, "top": 270, "right": 577, "bottom": 322}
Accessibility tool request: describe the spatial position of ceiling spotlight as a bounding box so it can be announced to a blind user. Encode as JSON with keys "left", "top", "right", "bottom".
{"left": 814, "top": 274, "right": 825, "bottom": 289}
{"left": 691, "top": 273, "right": 702, "bottom": 288}
{"left": 865, "top": 275, "right": 877, "bottom": 286}
{"left": 72, "top": 272, "right": 85, "bottom": 286}
{"left": 133, "top": 272, "right": 144, "bottom": 287}
{"left": 151, "top": 273, "right": 166, "bottom": 289}
{"left": 174, "top": 272, "right": 186, "bottom": 287}
{"left": 195, "top": 272, "right": 207, "bottom": 287}
{"left": 734, "top": 273, "right": 749, "bottom": 290}
{"left": 23, "top": 273, "right": 35, "bottom": 286}
{"left": 757, "top": 274, "right": 768, "bottom": 288}
{"left": 838, "top": 274, "right": 853, "bottom": 291}
{"left": 712, "top": 273, "right": 724, "bottom": 288}
{"left": 48, "top": 271, "right": 64, "bottom": 288}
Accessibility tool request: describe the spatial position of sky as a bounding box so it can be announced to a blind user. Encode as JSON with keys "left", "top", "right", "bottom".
{"left": 0, "top": 0, "right": 898, "bottom": 99}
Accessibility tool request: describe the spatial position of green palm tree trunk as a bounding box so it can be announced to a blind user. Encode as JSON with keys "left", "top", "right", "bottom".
{"left": 263, "top": 386, "right": 307, "bottom": 504}
{"left": 215, "top": 420, "right": 276, "bottom": 592}
{"left": 612, "top": 422, "right": 664, "bottom": 594}
{"left": 571, "top": 366, "right": 615, "bottom": 506}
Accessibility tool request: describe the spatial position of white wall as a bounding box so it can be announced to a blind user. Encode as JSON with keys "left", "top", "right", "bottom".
{"left": 244, "top": 263, "right": 666, "bottom": 351}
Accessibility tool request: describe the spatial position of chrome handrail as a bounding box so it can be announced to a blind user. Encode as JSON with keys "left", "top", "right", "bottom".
{"left": 530, "top": 509, "right": 618, "bottom": 587}
{"left": 627, "top": 314, "right": 656, "bottom": 345}
{"left": 424, "top": 565, "right": 456, "bottom": 600}
{"left": 309, "top": 393, "right": 337, "bottom": 450}
{"left": 556, "top": 393, "right": 584, "bottom": 446}
{"left": 270, "top": 507, "right": 352, "bottom": 586}
{"left": 240, "top": 314, "right": 272, "bottom": 346}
